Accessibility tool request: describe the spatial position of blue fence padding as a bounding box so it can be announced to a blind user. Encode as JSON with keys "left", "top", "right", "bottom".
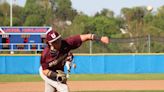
{"left": 70, "top": 55, "right": 164, "bottom": 74}
{"left": 0, "top": 54, "right": 164, "bottom": 74}
{"left": 0, "top": 56, "right": 40, "bottom": 74}
{"left": 0, "top": 56, "right": 5, "bottom": 74}
{"left": 134, "top": 55, "right": 164, "bottom": 73}
{"left": 104, "top": 55, "right": 135, "bottom": 74}
{"left": 71, "top": 56, "right": 106, "bottom": 74}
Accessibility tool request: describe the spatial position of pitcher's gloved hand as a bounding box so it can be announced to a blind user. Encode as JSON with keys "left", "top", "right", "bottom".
{"left": 56, "top": 70, "right": 67, "bottom": 84}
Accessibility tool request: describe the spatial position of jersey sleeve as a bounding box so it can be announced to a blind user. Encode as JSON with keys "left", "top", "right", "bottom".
{"left": 65, "top": 35, "right": 82, "bottom": 49}
{"left": 40, "top": 48, "right": 49, "bottom": 70}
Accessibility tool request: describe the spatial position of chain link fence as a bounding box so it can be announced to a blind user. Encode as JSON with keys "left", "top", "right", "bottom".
{"left": 73, "top": 35, "right": 164, "bottom": 53}
{"left": 0, "top": 35, "right": 163, "bottom": 54}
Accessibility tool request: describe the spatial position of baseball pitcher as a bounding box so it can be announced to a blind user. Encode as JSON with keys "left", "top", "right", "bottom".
{"left": 39, "top": 29, "right": 109, "bottom": 92}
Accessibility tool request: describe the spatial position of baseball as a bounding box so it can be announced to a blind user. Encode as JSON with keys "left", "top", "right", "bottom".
{"left": 73, "top": 63, "right": 76, "bottom": 69}
{"left": 147, "top": 6, "right": 153, "bottom": 12}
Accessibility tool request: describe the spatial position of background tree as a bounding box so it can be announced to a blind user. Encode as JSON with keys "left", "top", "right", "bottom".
{"left": 24, "top": 15, "right": 43, "bottom": 26}
{"left": 0, "top": 1, "right": 10, "bottom": 26}
{"left": 12, "top": 5, "right": 23, "bottom": 26}
{"left": 152, "top": 5, "right": 164, "bottom": 36}
{"left": 54, "top": 0, "right": 77, "bottom": 21}
{"left": 0, "top": 0, "right": 163, "bottom": 53}
{"left": 95, "top": 8, "right": 114, "bottom": 18}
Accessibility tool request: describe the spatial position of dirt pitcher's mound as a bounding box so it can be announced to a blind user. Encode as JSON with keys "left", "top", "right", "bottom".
{"left": 68, "top": 80, "right": 164, "bottom": 91}
{"left": 0, "top": 80, "right": 164, "bottom": 92}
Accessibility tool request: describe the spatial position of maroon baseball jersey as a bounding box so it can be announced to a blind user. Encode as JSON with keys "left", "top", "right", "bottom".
{"left": 40, "top": 35, "right": 82, "bottom": 72}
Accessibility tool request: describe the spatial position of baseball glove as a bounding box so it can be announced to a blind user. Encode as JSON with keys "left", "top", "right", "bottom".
{"left": 56, "top": 70, "right": 67, "bottom": 84}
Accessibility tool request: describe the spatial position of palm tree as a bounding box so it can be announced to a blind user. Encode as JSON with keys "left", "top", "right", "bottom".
{"left": 121, "top": 8, "right": 138, "bottom": 52}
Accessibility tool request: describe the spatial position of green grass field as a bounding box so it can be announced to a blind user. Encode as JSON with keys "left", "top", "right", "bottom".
{"left": 1, "top": 74, "right": 164, "bottom": 92}
{"left": 0, "top": 74, "right": 164, "bottom": 82}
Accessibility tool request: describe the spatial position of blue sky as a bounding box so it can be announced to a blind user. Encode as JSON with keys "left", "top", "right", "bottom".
{"left": 7, "top": 0, "right": 164, "bottom": 16}
{"left": 71, "top": 0, "right": 164, "bottom": 16}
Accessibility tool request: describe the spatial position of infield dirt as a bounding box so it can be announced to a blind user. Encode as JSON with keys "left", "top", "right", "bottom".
{"left": 0, "top": 80, "right": 164, "bottom": 92}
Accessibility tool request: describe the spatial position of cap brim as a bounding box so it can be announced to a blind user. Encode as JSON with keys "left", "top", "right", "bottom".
{"left": 48, "top": 35, "right": 61, "bottom": 43}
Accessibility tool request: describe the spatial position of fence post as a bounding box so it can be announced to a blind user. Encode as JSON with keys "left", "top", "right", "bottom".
{"left": 89, "top": 40, "right": 92, "bottom": 54}
{"left": 148, "top": 34, "right": 151, "bottom": 53}
{"left": 28, "top": 44, "right": 30, "bottom": 51}
{"left": 10, "top": 43, "right": 14, "bottom": 54}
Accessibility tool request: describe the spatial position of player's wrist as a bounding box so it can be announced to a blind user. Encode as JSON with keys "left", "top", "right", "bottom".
{"left": 90, "top": 34, "right": 101, "bottom": 41}
{"left": 47, "top": 70, "right": 57, "bottom": 80}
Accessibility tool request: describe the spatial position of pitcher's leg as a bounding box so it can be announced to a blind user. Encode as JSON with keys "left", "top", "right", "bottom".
{"left": 45, "top": 82, "right": 55, "bottom": 92}
{"left": 57, "top": 83, "right": 69, "bottom": 92}
{"left": 44, "top": 77, "right": 69, "bottom": 92}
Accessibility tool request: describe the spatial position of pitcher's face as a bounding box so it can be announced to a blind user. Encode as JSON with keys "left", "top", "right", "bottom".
{"left": 51, "top": 38, "right": 62, "bottom": 50}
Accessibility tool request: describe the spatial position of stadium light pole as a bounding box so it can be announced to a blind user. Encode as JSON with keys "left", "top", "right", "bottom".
{"left": 10, "top": 0, "right": 13, "bottom": 26}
